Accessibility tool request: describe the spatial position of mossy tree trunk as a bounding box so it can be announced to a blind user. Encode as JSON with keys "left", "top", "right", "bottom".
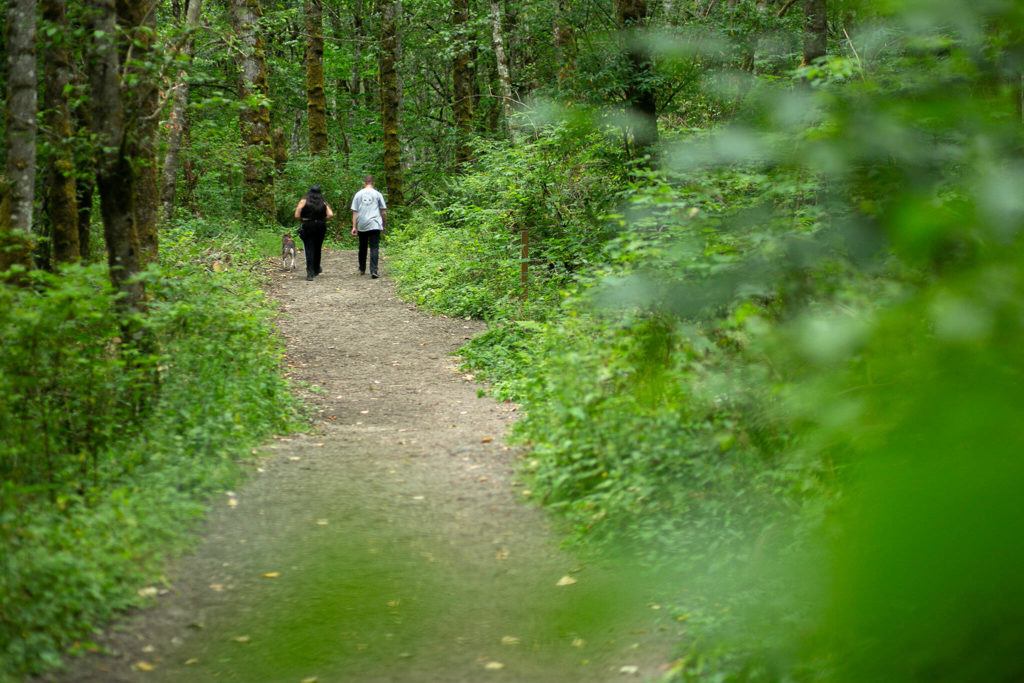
{"left": 74, "top": 101, "right": 95, "bottom": 260}
{"left": 41, "top": 0, "right": 80, "bottom": 264}
{"left": 117, "top": 0, "right": 159, "bottom": 264}
{"left": 231, "top": 0, "right": 276, "bottom": 222}
{"left": 452, "top": 0, "right": 473, "bottom": 167}
{"left": 305, "top": 0, "right": 328, "bottom": 155}
{"left": 160, "top": 0, "right": 205, "bottom": 226}
{"left": 380, "top": 0, "right": 404, "bottom": 206}
{"left": 87, "top": 0, "right": 145, "bottom": 312}
{"left": 553, "top": 0, "right": 576, "bottom": 91}
{"left": 1, "top": 0, "right": 38, "bottom": 272}
{"left": 488, "top": 0, "right": 515, "bottom": 137}
{"left": 616, "top": 0, "right": 658, "bottom": 156}
{"left": 802, "top": 0, "right": 827, "bottom": 65}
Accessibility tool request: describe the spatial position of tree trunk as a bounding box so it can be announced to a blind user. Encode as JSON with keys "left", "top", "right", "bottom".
{"left": 326, "top": 8, "right": 352, "bottom": 165}
{"left": 379, "top": 0, "right": 404, "bottom": 206}
{"left": 88, "top": 0, "right": 145, "bottom": 312}
{"left": 74, "top": 98, "right": 95, "bottom": 260}
{"left": 160, "top": 0, "right": 205, "bottom": 226}
{"left": 272, "top": 126, "right": 289, "bottom": 172}
{"left": 118, "top": 0, "right": 159, "bottom": 264}
{"left": 452, "top": 0, "right": 474, "bottom": 166}
{"left": 802, "top": 0, "right": 827, "bottom": 65}
{"left": 231, "top": 0, "right": 276, "bottom": 222}
{"left": 488, "top": 0, "right": 515, "bottom": 136}
{"left": 1, "top": 0, "right": 38, "bottom": 272}
{"left": 41, "top": 0, "right": 80, "bottom": 264}
{"left": 616, "top": 0, "right": 658, "bottom": 155}
{"left": 553, "top": 0, "right": 576, "bottom": 90}
{"left": 305, "top": 0, "right": 328, "bottom": 154}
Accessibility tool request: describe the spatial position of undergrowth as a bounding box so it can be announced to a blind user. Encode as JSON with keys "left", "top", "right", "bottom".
{"left": 0, "top": 225, "right": 299, "bottom": 679}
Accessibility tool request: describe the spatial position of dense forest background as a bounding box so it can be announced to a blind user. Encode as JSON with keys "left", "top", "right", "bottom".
{"left": 3, "top": 0, "right": 1024, "bottom": 679}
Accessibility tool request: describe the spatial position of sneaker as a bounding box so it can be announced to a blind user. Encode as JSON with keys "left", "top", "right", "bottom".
{"left": 359, "top": 270, "right": 366, "bottom": 276}
{"left": 306, "top": 274, "right": 313, "bottom": 281}
{"left": 371, "top": 273, "right": 379, "bottom": 279}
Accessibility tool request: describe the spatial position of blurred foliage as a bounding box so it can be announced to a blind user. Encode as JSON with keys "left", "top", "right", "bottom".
{"left": 391, "top": 1, "right": 1024, "bottom": 680}
{"left": 0, "top": 227, "right": 299, "bottom": 678}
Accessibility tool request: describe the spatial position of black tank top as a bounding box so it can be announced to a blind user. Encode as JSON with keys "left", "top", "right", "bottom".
{"left": 300, "top": 201, "right": 327, "bottom": 222}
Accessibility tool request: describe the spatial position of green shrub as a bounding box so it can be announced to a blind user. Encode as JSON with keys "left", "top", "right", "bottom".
{"left": 0, "top": 224, "right": 298, "bottom": 678}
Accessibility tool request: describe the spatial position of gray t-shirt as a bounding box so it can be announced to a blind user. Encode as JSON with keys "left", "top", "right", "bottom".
{"left": 351, "top": 187, "right": 387, "bottom": 232}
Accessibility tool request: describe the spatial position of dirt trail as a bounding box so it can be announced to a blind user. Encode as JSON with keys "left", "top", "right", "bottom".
{"left": 55, "top": 249, "right": 674, "bottom": 682}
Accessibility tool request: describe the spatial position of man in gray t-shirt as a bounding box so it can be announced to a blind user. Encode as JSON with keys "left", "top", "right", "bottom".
{"left": 350, "top": 174, "right": 387, "bottom": 278}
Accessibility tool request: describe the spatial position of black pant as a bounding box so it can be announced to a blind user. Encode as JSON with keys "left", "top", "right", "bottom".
{"left": 358, "top": 230, "right": 381, "bottom": 275}
{"left": 300, "top": 221, "right": 326, "bottom": 276}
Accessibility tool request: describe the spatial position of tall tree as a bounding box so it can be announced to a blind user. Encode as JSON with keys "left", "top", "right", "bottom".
{"left": 74, "top": 91, "right": 95, "bottom": 260}
{"left": 452, "top": 0, "right": 473, "bottom": 166}
{"left": 231, "top": 0, "right": 276, "bottom": 221}
{"left": 41, "top": 0, "right": 80, "bottom": 264}
{"left": 553, "top": 0, "right": 576, "bottom": 90}
{"left": 379, "top": 0, "right": 404, "bottom": 205}
{"left": 488, "top": 0, "right": 515, "bottom": 135}
{"left": 305, "top": 0, "right": 328, "bottom": 154}
{"left": 88, "top": 0, "right": 145, "bottom": 311}
{"left": 1, "top": 0, "right": 38, "bottom": 271}
{"left": 802, "top": 0, "right": 827, "bottom": 65}
{"left": 117, "top": 0, "right": 159, "bottom": 264}
{"left": 160, "top": 0, "right": 205, "bottom": 225}
{"left": 616, "top": 0, "right": 658, "bottom": 155}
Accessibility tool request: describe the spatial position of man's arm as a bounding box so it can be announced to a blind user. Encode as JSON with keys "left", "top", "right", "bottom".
{"left": 380, "top": 209, "right": 387, "bottom": 232}
{"left": 351, "top": 210, "right": 358, "bottom": 236}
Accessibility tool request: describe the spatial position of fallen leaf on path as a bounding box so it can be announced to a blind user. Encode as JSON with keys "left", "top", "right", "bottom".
{"left": 572, "top": 638, "right": 586, "bottom": 648}
{"left": 620, "top": 665, "right": 640, "bottom": 675}
{"left": 476, "top": 476, "right": 489, "bottom": 482}
{"left": 360, "top": 410, "right": 370, "bottom": 414}
{"left": 387, "top": 600, "right": 401, "bottom": 608}
{"left": 481, "top": 437, "right": 494, "bottom": 443}
{"left": 141, "top": 645, "right": 155, "bottom": 653}
{"left": 484, "top": 661, "right": 504, "bottom": 670}
{"left": 137, "top": 586, "right": 158, "bottom": 598}
{"left": 289, "top": 457, "right": 301, "bottom": 461}
{"left": 134, "top": 661, "right": 156, "bottom": 671}
{"left": 263, "top": 572, "right": 280, "bottom": 578}
{"left": 501, "top": 636, "right": 520, "bottom": 646}
{"left": 209, "top": 584, "right": 224, "bottom": 592}
{"left": 232, "top": 635, "right": 251, "bottom": 643}
{"left": 495, "top": 549, "right": 509, "bottom": 561}
{"left": 556, "top": 575, "right": 578, "bottom": 587}
{"left": 301, "top": 677, "right": 319, "bottom": 683}
{"left": 227, "top": 498, "right": 238, "bottom": 507}
{"left": 184, "top": 658, "right": 198, "bottom": 665}
{"left": 316, "top": 519, "right": 329, "bottom": 526}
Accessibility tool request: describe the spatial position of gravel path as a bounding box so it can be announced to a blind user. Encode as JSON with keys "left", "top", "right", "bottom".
{"left": 52, "top": 249, "right": 674, "bottom": 682}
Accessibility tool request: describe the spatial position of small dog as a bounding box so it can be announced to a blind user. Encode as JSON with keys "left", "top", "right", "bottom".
{"left": 281, "top": 233, "right": 297, "bottom": 270}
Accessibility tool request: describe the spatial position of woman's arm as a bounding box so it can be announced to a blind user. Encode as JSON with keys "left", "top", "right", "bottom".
{"left": 294, "top": 198, "right": 306, "bottom": 219}
{"left": 325, "top": 203, "right": 335, "bottom": 220}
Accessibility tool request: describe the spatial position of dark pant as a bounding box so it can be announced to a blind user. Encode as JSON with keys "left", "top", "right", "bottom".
{"left": 300, "top": 221, "right": 326, "bottom": 276}
{"left": 357, "top": 230, "right": 381, "bottom": 275}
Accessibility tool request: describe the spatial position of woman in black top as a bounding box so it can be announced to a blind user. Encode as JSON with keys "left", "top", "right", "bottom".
{"left": 293, "top": 185, "right": 335, "bottom": 280}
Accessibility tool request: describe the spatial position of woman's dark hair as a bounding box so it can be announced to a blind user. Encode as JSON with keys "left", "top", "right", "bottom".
{"left": 304, "top": 185, "right": 325, "bottom": 212}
